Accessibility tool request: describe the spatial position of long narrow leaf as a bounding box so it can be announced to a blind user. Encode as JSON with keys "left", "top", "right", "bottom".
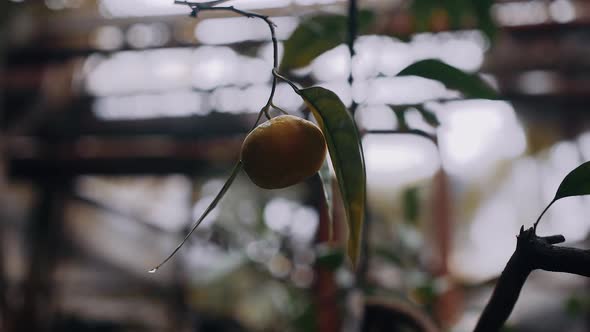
{"left": 296, "top": 86, "right": 366, "bottom": 268}
{"left": 318, "top": 160, "right": 334, "bottom": 241}
{"left": 149, "top": 161, "right": 243, "bottom": 272}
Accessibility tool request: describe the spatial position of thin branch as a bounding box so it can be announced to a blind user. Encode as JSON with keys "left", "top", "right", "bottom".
{"left": 271, "top": 102, "right": 289, "bottom": 115}
{"left": 474, "top": 227, "right": 590, "bottom": 331}
{"left": 175, "top": 0, "right": 279, "bottom": 125}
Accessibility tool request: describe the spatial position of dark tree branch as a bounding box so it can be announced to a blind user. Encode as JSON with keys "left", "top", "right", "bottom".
{"left": 474, "top": 226, "right": 590, "bottom": 332}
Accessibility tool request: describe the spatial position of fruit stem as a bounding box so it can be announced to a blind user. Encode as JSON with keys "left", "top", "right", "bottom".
{"left": 271, "top": 102, "right": 289, "bottom": 115}
{"left": 176, "top": 1, "right": 280, "bottom": 128}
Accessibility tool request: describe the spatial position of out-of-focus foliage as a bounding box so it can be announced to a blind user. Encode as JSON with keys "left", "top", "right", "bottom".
{"left": 412, "top": 0, "right": 496, "bottom": 40}
{"left": 397, "top": 59, "right": 498, "bottom": 100}
{"left": 280, "top": 10, "right": 374, "bottom": 71}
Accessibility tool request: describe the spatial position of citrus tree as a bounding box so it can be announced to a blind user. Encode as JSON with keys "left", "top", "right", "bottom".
{"left": 149, "top": 1, "right": 590, "bottom": 331}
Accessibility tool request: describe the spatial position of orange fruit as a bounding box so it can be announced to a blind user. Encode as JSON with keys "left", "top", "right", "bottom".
{"left": 241, "top": 115, "right": 327, "bottom": 189}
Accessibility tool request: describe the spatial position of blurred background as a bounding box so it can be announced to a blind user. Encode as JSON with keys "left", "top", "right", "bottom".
{"left": 2, "top": 0, "right": 590, "bottom": 331}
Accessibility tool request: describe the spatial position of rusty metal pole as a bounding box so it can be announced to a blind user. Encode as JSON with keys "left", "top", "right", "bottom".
{"left": 431, "top": 170, "right": 462, "bottom": 328}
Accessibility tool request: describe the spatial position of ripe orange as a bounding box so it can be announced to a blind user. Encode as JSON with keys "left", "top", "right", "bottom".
{"left": 240, "top": 115, "right": 327, "bottom": 189}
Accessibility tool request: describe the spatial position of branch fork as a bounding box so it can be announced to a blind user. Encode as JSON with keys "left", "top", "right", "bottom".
{"left": 474, "top": 226, "right": 590, "bottom": 332}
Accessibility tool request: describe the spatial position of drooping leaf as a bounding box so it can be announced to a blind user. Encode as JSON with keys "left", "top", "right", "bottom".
{"left": 280, "top": 10, "right": 374, "bottom": 71}
{"left": 397, "top": 59, "right": 499, "bottom": 100}
{"left": 411, "top": 0, "right": 496, "bottom": 41}
{"left": 296, "top": 86, "right": 366, "bottom": 268}
{"left": 318, "top": 160, "right": 334, "bottom": 240}
{"left": 555, "top": 161, "right": 590, "bottom": 200}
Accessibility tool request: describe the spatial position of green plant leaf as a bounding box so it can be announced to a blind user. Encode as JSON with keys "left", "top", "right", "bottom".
{"left": 411, "top": 0, "right": 496, "bottom": 41}
{"left": 555, "top": 161, "right": 590, "bottom": 200}
{"left": 397, "top": 59, "right": 498, "bottom": 100}
{"left": 472, "top": 0, "right": 496, "bottom": 41}
{"left": 535, "top": 161, "right": 590, "bottom": 229}
{"left": 315, "top": 245, "right": 344, "bottom": 271}
{"left": 280, "top": 10, "right": 374, "bottom": 71}
{"left": 318, "top": 161, "right": 334, "bottom": 240}
{"left": 296, "top": 86, "right": 366, "bottom": 268}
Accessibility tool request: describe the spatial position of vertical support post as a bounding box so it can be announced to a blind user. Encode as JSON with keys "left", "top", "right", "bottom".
{"left": 347, "top": 0, "right": 358, "bottom": 116}
{"left": 16, "top": 179, "right": 68, "bottom": 332}
{"left": 0, "top": 205, "right": 6, "bottom": 332}
{"left": 431, "top": 170, "right": 462, "bottom": 328}
{"left": 312, "top": 176, "right": 340, "bottom": 332}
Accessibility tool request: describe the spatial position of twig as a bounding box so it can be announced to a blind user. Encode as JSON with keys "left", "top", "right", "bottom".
{"left": 150, "top": 0, "right": 283, "bottom": 271}
{"left": 174, "top": 0, "right": 279, "bottom": 124}
{"left": 474, "top": 226, "right": 590, "bottom": 331}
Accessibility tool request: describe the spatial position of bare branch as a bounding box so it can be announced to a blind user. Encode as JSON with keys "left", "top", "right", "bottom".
{"left": 175, "top": 0, "right": 279, "bottom": 125}
{"left": 474, "top": 227, "right": 590, "bottom": 331}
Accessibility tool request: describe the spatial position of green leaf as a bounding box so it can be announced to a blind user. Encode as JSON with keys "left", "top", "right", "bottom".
{"left": 318, "top": 160, "right": 334, "bottom": 241}
{"left": 296, "top": 86, "right": 366, "bottom": 268}
{"left": 410, "top": 0, "right": 496, "bottom": 41}
{"left": 280, "top": 10, "right": 374, "bottom": 71}
{"left": 535, "top": 161, "right": 590, "bottom": 229}
{"left": 397, "top": 59, "right": 499, "bottom": 100}
{"left": 555, "top": 161, "right": 590, "bottom": 200}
